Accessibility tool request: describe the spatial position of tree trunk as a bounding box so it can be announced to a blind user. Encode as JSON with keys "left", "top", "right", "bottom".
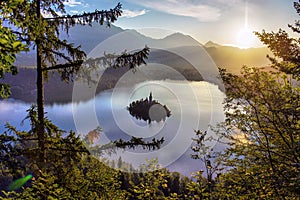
{"left": 36, "top": 0, "right": 46, "bottom": 164}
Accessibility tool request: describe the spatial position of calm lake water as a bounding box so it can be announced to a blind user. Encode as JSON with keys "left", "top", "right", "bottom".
{"left": 0, "top": 80, "right": 225, "bottom": 175}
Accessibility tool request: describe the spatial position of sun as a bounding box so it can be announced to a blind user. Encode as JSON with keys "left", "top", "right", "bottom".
{"left": 236, "top": 28, "right": 256, "bottom": 49}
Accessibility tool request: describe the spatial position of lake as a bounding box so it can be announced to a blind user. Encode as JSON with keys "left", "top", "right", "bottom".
{"left": 0, "top": 80, "right": 225, "bottom": 176}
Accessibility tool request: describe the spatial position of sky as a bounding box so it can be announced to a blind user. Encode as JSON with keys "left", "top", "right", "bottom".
{"left": 62, "top": 0, "right": 298, "bottom": 48}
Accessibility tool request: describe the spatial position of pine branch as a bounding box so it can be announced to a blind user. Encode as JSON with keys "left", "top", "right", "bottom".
{"left": 44, "top": 3, "right": 122, "bottom": 27}
{"left": 113, "top": 46, "right": 150, "bottom": 69}
{"left": 41, "top": 37, "right": 86, "bottom": 66}
{"left": 86, "top": 137, "right": 165, "bottom": 157}
{"left": 288, "top": 22, "right": 300, "bottom": 33}
{"left": 114, "top": 137, "right": 165, "bottom": 151}
{"left": 42, "top": 47, "right": 73, "bottom": 63}
{"left": 81, "top": 46, "right": 150, "bottom": 76}
{"left": 85, "top": 46, "right": 149, "bottom": 69}
{"left": 43, "top": 60, "right": 83, "bottom": 71}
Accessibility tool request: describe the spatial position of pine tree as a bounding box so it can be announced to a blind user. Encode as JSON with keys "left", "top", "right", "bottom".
{"left": 2, "top": 0, "right": 149, "bottom": 164}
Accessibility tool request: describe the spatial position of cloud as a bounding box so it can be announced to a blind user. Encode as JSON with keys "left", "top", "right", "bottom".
{"left": 64, "top": 0, "right": 82, "bottom": 7}
{"left": 121, "top": 9, "right": 148, "bottom": 18}
{"left": 126, "top": 0, "right": 224, "bottom": 22}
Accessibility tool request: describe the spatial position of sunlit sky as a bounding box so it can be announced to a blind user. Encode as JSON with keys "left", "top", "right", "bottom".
{"left": 63, "top": 0, "right": 299, "bottom": 48}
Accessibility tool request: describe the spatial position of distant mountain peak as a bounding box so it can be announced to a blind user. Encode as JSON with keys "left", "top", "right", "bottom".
{"left": 164, "top": 32, "right": 185, "bottom": 37}
{"left": 161, "top": 32, "right": 202, "bottom": 46}
{"left": 163, "top": 32, "right": 190, "bottom": 40}
{"left": 204, "top": 41, "right": 221, "bottom": 48}
{"left": 125, "top": 29, "right": 145, "bottom": 37}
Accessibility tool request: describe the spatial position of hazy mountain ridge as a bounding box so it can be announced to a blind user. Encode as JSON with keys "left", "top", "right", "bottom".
{"left": 205, "top": 44, "right": 272, "bottom": 74}
{"left": 159, "top": 32, "right": 202, "bottom": 46}
{"left": 7, "top": 24, "right": 271, "bottom": 103}
{"left": 204, "top": 41, "right": 221, "bottom": 48}
{"left": 6, "top": 48, "right": 205, "bottom": 104}
{"left": 14, "top": 24, "right": 271, "bottom": 71}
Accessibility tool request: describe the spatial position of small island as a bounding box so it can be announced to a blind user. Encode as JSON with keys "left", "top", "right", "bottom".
{"left": 127, "top": 92, "right": 171, "bottom": 123}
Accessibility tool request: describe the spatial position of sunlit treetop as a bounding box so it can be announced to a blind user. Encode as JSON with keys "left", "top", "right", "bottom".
{"left": 255, "top": 1, "right": 300, "bottom": 78}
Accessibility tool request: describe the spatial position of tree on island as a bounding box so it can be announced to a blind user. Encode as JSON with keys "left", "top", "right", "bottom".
{"left": 128, "top": 92, "right": 171, "bottom": 123}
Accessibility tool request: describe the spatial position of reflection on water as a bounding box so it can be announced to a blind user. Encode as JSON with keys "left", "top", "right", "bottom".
{"left": 0, "top": 80, "right": 225, "bottom": 175}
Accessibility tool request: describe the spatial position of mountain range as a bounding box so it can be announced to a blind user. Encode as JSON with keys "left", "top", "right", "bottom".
{"left": 6, "top": 24, "right": 271, "bottom": 103}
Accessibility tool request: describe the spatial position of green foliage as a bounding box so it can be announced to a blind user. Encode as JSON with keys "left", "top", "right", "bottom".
{"left": 107, "top": 158, "right": 194, "bottom": 200}
{"left": 183, "top": 2, "right": 300, "bottom": 199}
{"left": 2, "top": 0, "right": 149, "bottom": 83}
{"left": 184, "top": 171, "right": 211, "bottom": 200}
{"left": 0, "top": 107, "right": 128, "bottom": 199}
{"left": 255, "top": 1, "right": 300, "bottom": 78}
{"left": 1, "top": 0, "right": 150, "bottom": 172}
{"left": 190, "top": 130, "right": 223, "bottom": 199}
{"left": 2, "top": 159, "right": 128, "bottom": 199}
{"left": 211, "top": 2, "right": 300, "bottom": 198}
{"left": 0, "top": 0, "right": 27, "bottom": 98}
{"left": 129, "top": 159, "right": 167, "bottom": 199}
{"left": 0, "top": 107, "right": 173, "bottom": 199}
{"left": 125, "top": 159, "right": 180, "bottom": 200}
{"left": 2, "top": 172, "right": 72, "bottom": 199}
{"left": 0, "top": 105, "right": 88, "bottom": 178}
{"left": 217, "top": 66, "right": 300, "bottom": 198}
{"left": 3, "top": 1, "right": 300, "bottom": 199}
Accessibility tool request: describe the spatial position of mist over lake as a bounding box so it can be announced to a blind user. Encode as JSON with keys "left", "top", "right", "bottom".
{"left": 0, "top": 80, "right": 225, "bottom": 175}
